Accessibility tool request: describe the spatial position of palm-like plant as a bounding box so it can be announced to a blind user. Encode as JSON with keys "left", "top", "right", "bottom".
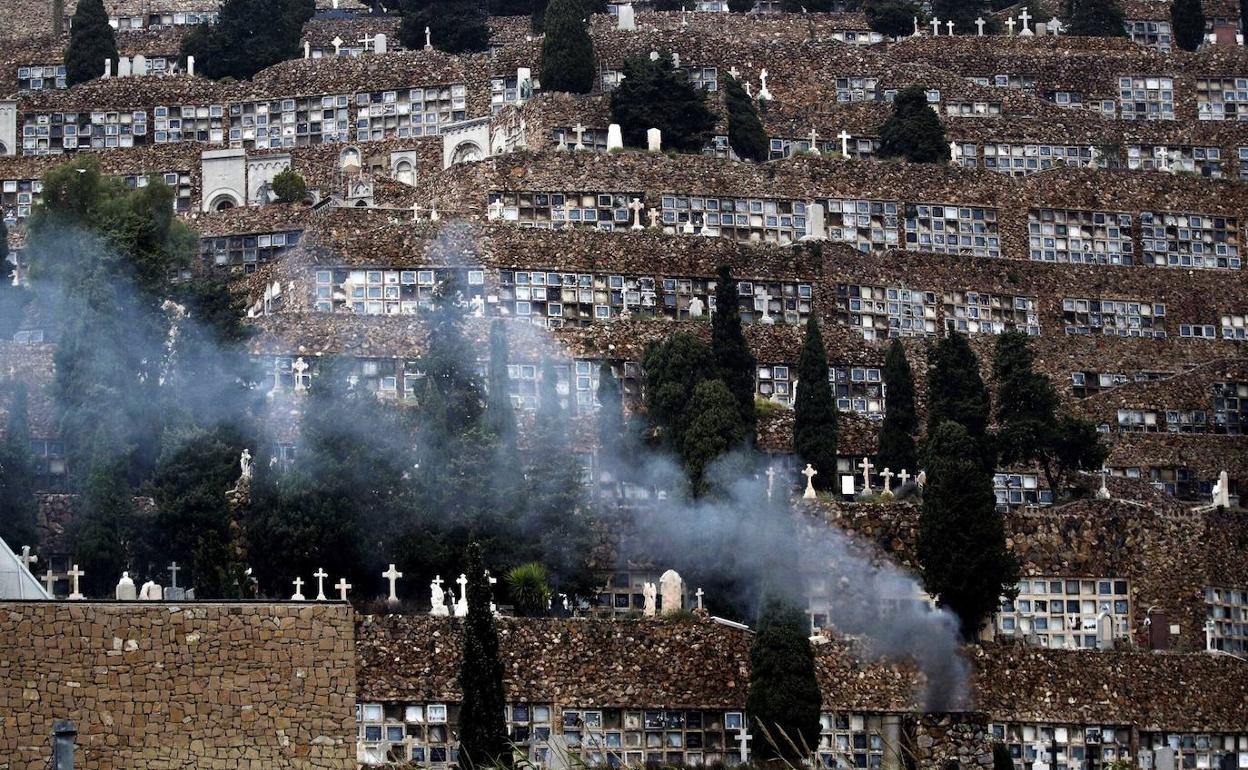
{"left": 506, "top": 563, "right": 551, "bottom": 617}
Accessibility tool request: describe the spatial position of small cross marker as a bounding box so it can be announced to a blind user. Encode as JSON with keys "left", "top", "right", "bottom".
{"left": 335, "top": 577, "right": 352, "bottom": 602}
{"left": 383, "top": 564, "right": 403, "bottom": 603}
{"left": 313, "top": 568, "right": 328, "bottom": 601}
{"left": 291, "top": 577, "right": 306, "bottom": 601}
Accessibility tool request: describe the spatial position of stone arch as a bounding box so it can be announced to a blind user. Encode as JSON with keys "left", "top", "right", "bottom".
{"left": 450, "top": 141, "right": 484, "bottom": 165}
{"left": 339, "top": 146, "right": 362, "bottom": 173}
{"left": 394, "top": 160, "right": 415, "bottom": 186}
{"left": 205, "top": 189, "right": 244, "bottom": 212}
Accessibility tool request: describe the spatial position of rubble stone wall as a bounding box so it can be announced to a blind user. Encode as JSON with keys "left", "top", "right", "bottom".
{"left": 0, "top": 602, "right": 355, "bottom": 770}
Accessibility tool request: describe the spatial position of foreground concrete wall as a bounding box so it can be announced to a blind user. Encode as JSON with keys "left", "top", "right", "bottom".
{"left": 0, "top": 602, "right": 355, "bottom": 770}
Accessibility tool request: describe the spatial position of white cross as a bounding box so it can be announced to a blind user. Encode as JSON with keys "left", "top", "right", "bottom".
{"left": 42, "top": 568, "right": 57, "bottom": 596}
{"left": 335, "top": 577, "right": 352, "bottom": 601}
{"left": 292, "top": 357, "right": 309, "bottom": 389}
{"left": 67, "top": 564, "right": 84, "bottom": 600}
{"left": 18, "top": 546, "right": 37, "bottom": 572}
{"left": 930, "top": 17, "right": 941, "bottom": 36}
{"left": 881, "top": 468, "right": 895, "bottom": 494}
{"left": 801, "top": 463, "right": 818, "bottom": 499}
{"left": 572, "top": 123, "right": 586, "bottom": 151}
{"left": 695, "top": 587, "right": 704, "bottom": 610}
{"left": 332, "top": 35, "right": 343, "bottom": 54}
{"left": 898, "top": 469, "right": 911, "bottom": 487}
{"left": 858, "top": 457, "right": 875, "bottom": 491}
{"left": 313, "top": 568, "right": 328, "bottom": 600}
{"left": 167, "top": 561, "right": 180, "bottom": 589}
{"left": 1018, "top": 8, "right": 1031, "bottom": 32}
{"left": 629, "top": 197, "right": 644, "bottom": 230}
{"left": 946, "top": 19, "right": 954, "bottom": 35}
{"left": 950, "top": 141, "right": 960, "bottom": 162}
{"left": 765, "top": 465, "right": 777, "bottom": 500}
{"left": 913, "top": 16, "right": 919, "bottom": 35}
{"left": 1005, "top": 16, "right": 1016, "bottom": 35}
{"left": 291, "top": 576, "right": 305, "bottom": 601}
{"left": 736, "top": 729, "right": 752, "bottom": 764}
{"left": 457, "top": 573, "right": 469, "bottom": 598}
{"left": 838, "top": 129, "right": 851, "bottom": 156}
{"left": 728, "top": 65, "right": 740, "bottom": 80}
{"left": 648, "top": 207, "right": 662, "bottom": 228}
{"left": 424, "top": 26, "right": 432, "bottom": 49}
{"left": 975, "top": 16, "right": 985, "bottom": 35}
{"left": 383, "top": 564, "right": 403, "bottom": 602}
{"left": 432, "top": 574, "right": 444, "bottom": 589}
{"left": 808, "top": 128, "right": 819, "bottom": 149}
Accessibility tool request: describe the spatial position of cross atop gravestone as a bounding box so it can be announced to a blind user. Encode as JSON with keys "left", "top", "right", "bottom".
{"left": 19, "top": 546, "right": 37, "bottom": 573}
{"left": 807, "top": 128, "right": 820, "bottom": 156}
{"left": 629, "top": 197, "right": 644, "bottom": 229}
{"left": 728, "top": 65, "right": 740, "bottom": 80}
{"left": 946, "top": 19, "right": 954, "bottom": 35}
{"left": 457, "top": 573, "right": 468, "bottom": 599}
{"left": 68, "top": 564, "right": 84, "bottom": 600}
{"left": 648, "top": 207, "right": 662, "bottom": 228}
{"left": 292, "top": 357, "right": 309, "bottom": 389}
{"left": 332, "top": 36, "right": 343, "bottom": 55}
{"left": 881, "top": 467, "right": 895, "bottom": 495}
{"left": 736, "top": 729, "right": 752, "bottom": 764}
{"left": 167, "top": 561, "right": 180, "bottom": 589}
{"left": 975, "top": 17, "right": 985, "bottom": 35}
{"left": 930, "top": 17, "right": 941, "bottom": 35}
{"left": 313, "top": 568, "right": 328, "bottom": 601}
{"left": 335, "top": 577, "right": 352, "bottom": 602}
{"left": 899, "top": 469, "right": 910, "bottom": 487}
{"left": 695, "top": 587, "right": 704, "bottom": 610}
{"left": 572, "top": 123, "right": 586, "bottom": 151}
{"left": 424, "top": 26, "right": 432, "bottom": 50}
{"left": 384, "top": 564, "right": 403, "bottom": 603}
{"left": 838, "top": 130, "right": 851, "bottom": 156}
{"left": 1018, "top": 8, "right": 1032, "bottom": 33}
{"left": 1005, "top": 16, "right": 1016, "bottom": 35}
{"left": 802, "top": 463, "right": 818, "bottom": 499}
{"left": 765, "top": 465, "right": 777, "bottom": 500}
{"left": 757, "top": 289, "right": 774, "bottom": 324}
{"left": 42, "top": 568, "right": 57, "bottom": 597}
{"left": 858, "top": 457, "right": 875, "bottom": 491}
{"left": 291, "top": 576, "right": 305, "bottom": 601}
{"left": 757, "top": 68, "right": 772, "bottom": 100}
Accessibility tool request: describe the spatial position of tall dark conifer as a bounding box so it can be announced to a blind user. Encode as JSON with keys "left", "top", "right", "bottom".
{"left": 876, "top": 340, "right": 918, "bottom": 476}
{"left": 925, "top": 332, "right": 990, "bottom": 443}
{"left": 457, "top": 542, "right": 511, "bottom": 769}
{"left": 0, "top": 384, "right": 39, "bottom": 550}
{"left": 745, "top": 596, "right": 822, "bottom": 760}
{"left": 878, "top": 86, "right": 949, "bottom": 164}
{"left": 64, "top": 0, "right": 117, "bottom": 86}
{"left": 484, "top": 320, "right": 516, "bottom": 444}
{"left": 711, "top": 266, "right": 756, "bottom": 442}
{"left": 793, "top": 317, "right": 838, "bottom": 491}
{"left": 1065, "top": 0, "right": 1127, "bottom": 36}
{"left": 724, "top": 76, "right": 768, "bottom": 162}
{"left": 1171, "top": 0, "right": 1206, "bottom": 50}
{"left": 540, "top": 0, "right": 595, "bottom": 94}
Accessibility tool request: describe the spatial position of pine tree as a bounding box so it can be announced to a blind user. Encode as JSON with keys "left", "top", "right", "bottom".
{"left": 484, "top": 320, "right": 516, "bottom": 444}
{"left": 1171, "top": 0, "right": 1205, "bottom": 50}
{"left": 642, "top": 333, "right": 714, "bottom": 450}
{"left": 610, "top": 53, "right": 717, "bottom": 152}
{"left": 724, "top": 76, "right": 768, "bottom": 162}
{"left": 64, "top": 0, "right": 117, "bottom": 87}
{"left": 926, "top": 332, "right": 990, "bottom": 443}
{"left": 1065, "top": 0, "right": 1127, "bottom": 36}
{"left": 866, "top": 0, "right": 921, "bottom": 37}
{"left": 181, "top": 0, "right": 314, "bottom": 81}
{"left": 711, "top": 266, "right": 756, "bottom": 441}
{"left": 400, "top": 0, "right": 490, "bottom": 54}
{"left": 540, "top": 0, "right": 595, "bottom": 94}
{"left": 876, "top": 340, "right": 918, "bottom": 477}
{"left": 878, "top": 86, "right": 949, "bottom": 164}
{"left": 745, "top": 596, "right": 822, "bottom": 761}
{"left": 917, "top": 421, "right": 1018, "bottom": 639}
{"left": 793, "top": 317, "right": 838, "bottom": 492}
{"left": 457, "top": 542, "right": 511, "bottom": 769}
{"left": 681, "top": 379, "right": 747, "bottom": 497}
{"left": 0, "top": 384, "right": 39, "bottom": 551}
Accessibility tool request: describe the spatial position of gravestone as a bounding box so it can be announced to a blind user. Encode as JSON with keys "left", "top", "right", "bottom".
{"left": 1096, "top": 611, "right": 1114, "bottom": 649}
{"left": 618, "top": 3, "right": 636, "bottom": 30}
{"left": 118, "top": 57, "right": 132, "bottom": 77}
{"left": 430, "top": 575, "right": 449, "bottom": 616}
{"left": 115, "top": 572, "right": 137, "bottom": 600}
{"left": 375, "top": 33, "right": 387, "bottom": 54}
{"left": 647, "top": 128, "right": 662, "bottom": 152}
{"left": 687, "top": 296, "right": 705, "bottom": 318}
{"left": 804, "top": 203, "right": 825, "bottom": 240}
{"left": 186, "top": 55, "right": 195, "bottom": 77}
{"left": 659, "top": 569, "right": 683, "bottom": 614}
{"left": 139, "top": 580, "right": 161, "bottom": 600}
{"left": 607, "top": 123, "right": 623, "bottom": 151}
{"left": 454, "top": 574, "right": 468, "bottom": 616}
{"left": 1154, "top": 747, "right": 1177, "bottom": 770}
{"left": 642, "top": 582, "right": 657, "bottom": 616}
{"left": 132, "top": 55, "right": 147, "bottom": 76}
{"left": 802, "top": 464, "right": 818, "bottom": 499}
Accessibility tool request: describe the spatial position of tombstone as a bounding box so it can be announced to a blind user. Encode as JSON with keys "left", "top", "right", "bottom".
{"left": 694, "top": 587, "right": 705, "bottom": 611}
{"left": 430, "top": 575, "right": 449, "bottom": 616}
{"left": 1154, "top": 747, "right": 1177, "bottom": 770}
{"left": 304, "top": 40, "right": 311, "bottom": 59}
{"left": 1005, "top": 16, "right": 1016, "bottom": 35}
{"left": 858, "top": 457, "right": 875, "bottom": 492}
{"left": 1017, "top": 8, "right": 1032, "bottom": 34}
{"left": 1046, "top": 18, "right": 1061, "bottom": 35}
{"left": 163, "top": 561, "right": 187, "bottom": 601}
{"left": 930, "top": 17, "right": 941, "bottom": 36}
{"left": 804, "top": 203, "right": 825, "bottom": 240}
{"left": 1096, "top": 611, "right": 1115, "bottom": 649}
{"left": 139, "top": 580, "right": 161, "bottom": 600}
{"left": 115, "top": 572, "right": 137, "bottom": 600}
{"left": 118, "top": 56, "right": 132, "bottom": 78}
{"left": 1213, "top": 470, "right": 1231, "bottom": 507}
{"left": 454, "top": 573, "right": 468, "bottom": 616}
{"left": 802, "top": 463, "right": 818, "bottom": 499}
{"left": 291, "top": 576, "right": 306, "bottom": 601}
{"left": 646, "top": 128, "right": 662, "bottom": 153}
{"left": 659, "top": 569, "right": 683, "bottom": 615}
{"left": 687, "top": 296, "right": 705, "bottom": 318}
{"left": 757, "top": 68, "right": 772, "bottom": 100}
{"left": 424, "top": 26, "right": 432, "bottom": 50}
{"left": 132, "top": 54, "right": 147, "bottom": 76}
{"left": 383, "top": 564, "right": 403, "bottom": 603}
{"left": 629, "top": 197, "right": 644, "bottom": 229}
{"left": 975, "top": 16, "right": 985, "bottom": 35}
{"left": 880, "top": 468, "right": 895, "bottom": 497}
{"left": 313, "top": 568, "right": 329, "bottom": 601}
{"left": 647, "top": 207, "right": 662, "bottom": 228}
{"left": 945, "top": 20, "right": 954, "bottom": 35}
{"left": 374, "top": 33, "right": 388, "bottom": 54}
{"left": 186, "top": 55, "right": 195, "bottom": 77}
{"left": 606, "top": 123, "right": 623, "bottom": 151}
{"left": 335, "top": 577, "right": 351, "bottom": 602}
{"left": 104, "top": 59, "right": 112, "bottom": 78}
{"left": 642, "top": 581, "right": 657, "bottom": 616}
{"left": 488, "top": 199, "right": 504, "bottom": 221}
{"left": 617, "top": 3, "right": 636, "bottom": 31}
{"left": 757, "top": 289, "right": 774, "bottom": 324}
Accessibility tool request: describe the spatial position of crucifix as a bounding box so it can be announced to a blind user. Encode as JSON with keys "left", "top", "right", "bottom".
{"left": 313, "top": 568, "right": 329, "bottom": 601}
{"left": 838, "top": 129, "right": 851, "bottom": 157}
{"left": 1017, "top": 8, "right": 1031, "bottom": 33}
{"left": 572, "top": 123, "right": 586, "bottom": 151}
{"left": 757, "top": 288, "right": 774, "bottom": 324}
{"left": 975, "top": 16, "right": 985, "bottom": 35}
{"left": 383, "top": 564, "right": 403, "bottom": 603}
{"left": 457, "top": 573, "right": 469, "bottom": 599}
{"left": 881, "top": 467, "right": 895, "bottom": 495}
{"left": 424, "top": 26, "right": 432, "bottom": 50}
{"left": 801, "top": 463, "right": 818, "bottom": 499}
{"left": 945, "top": 19, "right": 954, "bottom": 35}
{"left": 1005, "top": 16, "right": 1016, "bottom": 35}
{"left": 912, "top": 16, "right": 918, "bottom": 35}
{"left": 629, "top": 197, "right": 644, "bottom": 230}
{"left": 335, "top": 577, "right": 352, "bottom": 601}
{"left": 291, "top": 576, "right": 306, "bottom": 601}
{"left": 858, "top": 457, "right": 875, "bottom": 491}
{"left": 898, "top": 469, "right": 911, "bottom": 487}
{"left": 332, "top": 35, "right": 343, "bottom": 55}
{"left": 167, "top": 561, "right": 180, "bottom": 589}
{"left": 765, "top": 465, "right": 777, "bottom": 500}
{"left": 736, "top": 729, "right": 752, "bottom": 764}
{"left": 67, "top": 564, "right": 85, "bottom": 600}
{"left": 695, "top": 587, "right": 704, "bottom": 611}
{"left": 18, "top": 546, "right": 37, "bottom": 573}
{"left": 807, "top": 128, "right": 820, "bottom": 155}
{"left": 42, "top": 568, "right": 58, "bottom": 597}
{"left": 930, "top": 17, "right": 940, "bottom": 36}
{"left": 648, "top": 207, "right": 662, "bottom": 228}
{"left": 293, "top": 357, "right": 309, "bottom": 390}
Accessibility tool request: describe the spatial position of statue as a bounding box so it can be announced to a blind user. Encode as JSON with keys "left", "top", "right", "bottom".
{"left": 240, "top": 449, "right": 253, "bottom": 481}
{"left": 430, "top": 576, "right": 449, "bottom": 616}
{"left": 643, "top": 582, "right": 657, "bottom": 617}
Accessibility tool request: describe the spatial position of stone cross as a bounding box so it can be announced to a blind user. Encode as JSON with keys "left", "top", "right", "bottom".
{"left": 899, "top": 469, "right": 910, "bottom": 487}
{"left": 913, "top": 16, "right": 919, "bottom": 36}
{"left": 1214, "top": 469, "right": 1231, "bottom": 507}
{"left": 946, "top": 19, "right": 954, "bottom": 35}
{"left": 291, "top": 576, "right": 305, "bottom": 601}
{"left": 335, "top": 577, "right": 352, "bottom": 601}
{"left": 1005, "top": 16, "right": 1016, "bottom": 35}
{"left": 648, "top": 207, "right": 662, "bottom": 228}
{"left": 695, "top": 587, "right": 704, "bottom": 610}
{"left": 1018, "top": 8, "right": 1031, "bottom": 33}
{"left": 1047, "top": 18, "right": 1061, "bottom": 35}
{"left": 1097, "top": 468, "right": 1112, "bottom": 500}
{"left": 757, "top": 289, "right": 774, "bottom": 324}
{"left": 765, "top": 465, "right": 777, "bottom": 500}
{"left": 858, "top": 457, "right": 875, "bottom": 491}
{"left": 802, "top": 464, "right": 818, "bottom": 499}
{"left": 167, "top": 561, "right": 180, "bottom": 589}
{"left": 629, "top": 197, "right": 645, "bottom": 230}
{"left": 930, "top": 17, "right": 941, "bottom": 36}
{"left": 736, "top": 729, "right": 752, "bottom": 764}
{"left": 745, "top": 82, "right": 752, "bottom": 98}
{"left": 383, "top": 564, "right": 403, "bottom": 603}
{"left": 758, "top": 68, "right": 772, "bottom": 100}
{"left": 332, "top": 36, "right": 343, "bottom": 55}
{"left": 838, "top": 130, "right": 851, "bottom": 156}
{"left": 19, "top": 546, "right": 37, "bottom": 573}
{"left": 881, "top": 467, "right": 895, "bottom": 495}
{"left": 572, "top": 123, "right": 586, "bottom": 151}
{"left": 293, "top": 357, "right": 309, "bottom": 389}
{"left": 68, "top": 564, "right": 84, "bottom": 600}
{"left": 104, "top": 59, "right": 112, "bottom": 78}
{"left": 313, "top": 568, "right": 328, "bottom": 600}
{"left": 424, "top": 26, "right": 432, "bottom": 50}
{"left": 42, "top": 568, "right": 57, "bottom": 597}
{"left": 728, "top": 65, "right": 740, "bottom": 80}
{"left": 456, "top": 573, "right": 469, "bottom": 614}
{"left": 807, "top": 128, "right": 820, "bottom": 156}
{"left": 975, "top": 17, "right": 985, "bottom": 35}
{"left": 430, "top": 575, "right": 448, "bottom": 616}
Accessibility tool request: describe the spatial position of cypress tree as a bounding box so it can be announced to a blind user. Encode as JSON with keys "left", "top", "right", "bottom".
{"left": 399, "top": 0, "right": 490, "bottom": 54}
{"left": 596, "top": 361, "right": 624, "bottom": 455}
{"left": 181, "top": 0, "right": 314, "bottom": 81}
{"left": 876, "top": 340, "right": 918, "bottom": 477}
{"left": 64, "top": 0, "right": 117, "bottom": 87}
{"left": 793, "top": 317, "right": 838, "bottom": 491}
{"left": 457, "top": 542, "right": 511, "bottom": 769}
{"left": 1065, "top": 0, "right": 1127, "bottom": 36}
{"left": 711, "top": 266, "right": 757, "bottom": 441}
{"left": 0, "top": 384, "right": 39, "bottom": 551}
{"left": 74, "top": 457, "right": 136, "bottom": 597}
{"left": 724, "top": 76, "right": 768, "bottom": 163}
{"left": 610, "top": 53, "right": 718, "bottom": 152}
{"left": 540, "top": 0, "right": 596, "bottom": 94}
{"left": 926, "top": 332, "right": 990, "bottom": 442}
{"left": 484, "top": 320, "right": 516, "bottom": 443}
{"left": 917, "top": 421, "right": 1018, "bottom": 640}
{"left": 642, "top": 332, "right": 714, "bottom": 450}
{"left": 531, "top": 0, "right": 550, "bottom": 30}
{"left": 681, "top": 379, "right": 747, "bottom": 497}
{"left": 1171, "top": 0, "right": 1205, "bottom": 50}
{"left": 745, "top": 596, "right": 822, "bottom": 761}
{"left": 1242, "top": 0, "right": 1248, "bottom": 52}
{"left": 878, "top": 86, "right": 949, "bottom": 164}
{"left": 993, "top": 744, "right": 1015, "bottom": 770}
